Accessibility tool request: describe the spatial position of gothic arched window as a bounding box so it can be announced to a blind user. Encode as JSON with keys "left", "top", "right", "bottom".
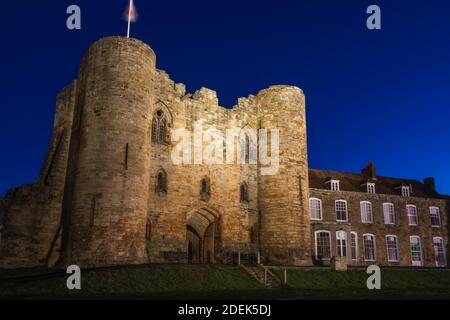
{"left": 201, "top": 179, "right": 208, "bottom": 193}
{"left": 240, "top": 183, "right": 249, "bottom": 203}
{"left": 152, "top": 118, "right": 158, "bottom": 142}
{"left": 200, "top": 177, "right": 211, "bottom": 201}
{"left": 156, "top": 169, "right": 168, "bottom": 195}
{"left": 244, "top": 134, "right": 250, "bottom": 163}
{"left": 152, "top": 110, "right": 168, "bottom": 144}
{"left": 239, "top": 132, "right": 251, "bottom": 164}
{"left": 159, "top": 120, "right": 167, "bottom": 142}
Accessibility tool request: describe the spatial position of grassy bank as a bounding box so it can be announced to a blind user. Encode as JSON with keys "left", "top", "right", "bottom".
{"left": 272, "top": 268, "right": 450, "bottom": 300}
{"left": 1, "top": 265, "right": 449, "bottom": 300}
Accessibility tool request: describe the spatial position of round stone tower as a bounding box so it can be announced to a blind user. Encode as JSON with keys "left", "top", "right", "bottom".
{"left": 61, "top": 37, "right": 156, "bottom": 267}
{"left": 256, "top": 85, "right": 311, "bottom": 266}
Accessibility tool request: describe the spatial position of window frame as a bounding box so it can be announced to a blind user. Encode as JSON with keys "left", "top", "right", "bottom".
{"left": 350, "top": 232, "right": 358, "bottom": 261}
{"left": 336, "top": 231, "right": 348, "bottom": 258}
{"left": 314, "top": 230, "right": 332, "bottom": 261}
{"left": 331, "top": 180, "right": 340, "bottom": 192}
{"left": 402, "top": 186, "right": 411, "bottom": 197}
{"left": 383, "top": 202, "right": 395, "bottom": 225}
{"left": 360, "top": 201, "right": 373, "bottom": 224}
{"left": 335, "top": 200, "right": 348, "bottom": 222}
{"left": 433, "top": 237, "right": 447, "bottom": 267}
{"left": 406, "top": 204, "right": 418, "bottom": 226}
{"left": 151, "top": 110, "right": 169, "bottom": 144}
{"left": 244, "top": 134, "right": 250, "bottom": 164}
{"left": 151, "top": 118, "right": 159, "bottom": 142}
{"left": 429, "top": 207, "right": 441, "bottom": 228}
{"left": 363, "top": 233, "right": 376, "bottom": 262}
{"left": 309, "top": 198, "right": 323, "bottom": 221}
{"left": 367, "top": 183, "right": 376, "bottom": 194}
{"left": 409, "top": 235, "right": 423, "bottom": 267}
{"left": 386, "top": 235, "right": 400, "bottom": 263}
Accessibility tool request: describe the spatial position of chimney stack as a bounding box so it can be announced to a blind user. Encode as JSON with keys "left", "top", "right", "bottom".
{"left": 362, "top": 162, "right": 377, "bottom": 181}
{"left": 424, "top": 177, "right": 436, "bottom": 194}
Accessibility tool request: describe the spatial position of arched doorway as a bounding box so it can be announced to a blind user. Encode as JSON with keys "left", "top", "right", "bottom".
{"left": 186, "top": 208, "right": 219, "bottom": 264}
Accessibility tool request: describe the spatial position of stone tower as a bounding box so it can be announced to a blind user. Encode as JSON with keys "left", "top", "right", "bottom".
{"left": 60, "top": 37, "right": 156, "bottom": 267}
{"left": 256, "top": 86, "right": 311, "bottom": 266}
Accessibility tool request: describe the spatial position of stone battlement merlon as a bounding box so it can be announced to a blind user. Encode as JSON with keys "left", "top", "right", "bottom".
{"left": 57, "top": 37, "right": 307, "bottom": 130}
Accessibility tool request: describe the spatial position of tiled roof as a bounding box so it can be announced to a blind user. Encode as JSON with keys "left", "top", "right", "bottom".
{"left": 308, "top": 168, "right": 443, "bottom": 199}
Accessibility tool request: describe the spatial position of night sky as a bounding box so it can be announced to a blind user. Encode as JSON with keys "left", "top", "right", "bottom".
{"left": 1, "top": 0, "right": 449, "bottom": 196}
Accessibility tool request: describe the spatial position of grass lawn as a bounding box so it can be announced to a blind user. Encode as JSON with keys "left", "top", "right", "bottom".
{"left": 272, "top": 268, "right": 450, "bottom": 300}
{"left": 0, "top": 265, "right": 449, "bottom": 300}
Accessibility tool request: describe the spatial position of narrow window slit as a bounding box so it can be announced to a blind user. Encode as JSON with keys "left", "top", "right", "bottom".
{"left": 125, "top": 143, "right": 129, "bottom": 171}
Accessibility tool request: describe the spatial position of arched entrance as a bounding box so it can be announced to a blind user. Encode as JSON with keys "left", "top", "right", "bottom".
{"left": 186, "top": 208, "right": 219, "bottom": 264}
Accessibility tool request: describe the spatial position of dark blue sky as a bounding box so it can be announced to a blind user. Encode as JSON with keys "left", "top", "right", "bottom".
{"left": 1, "top": 0, "right": 449, "bottom": 196}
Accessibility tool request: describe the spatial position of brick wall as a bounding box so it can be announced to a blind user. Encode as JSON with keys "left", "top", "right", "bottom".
{"left": 309, "top": 188, "right": 448, "bottom": 267}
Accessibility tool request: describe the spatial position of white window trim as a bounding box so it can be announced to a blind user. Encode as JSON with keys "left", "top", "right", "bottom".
{"left": 350, "top": 231, "right": 358, "bottom": 261}
{"left": 383, "top": 202, "right": 395, "bottom": 225}
{"left": 360, "top": 201, "right": 373, "bottom": 224}
{"left": 336, "top": 231, "right": 348, "bottom": 258}
{"left": 314, "top": 230, "right": 332, "bottom": 261}
{"left": 367, "top": 182, "right": 376, "bottom": 194}
{"left": 429, "top": 206, "right": 441, "bottom": 228}
{"left": 386, "top": 235, "right": 400, "bottom": 262}
{"left": 331, "top": 180, "right": 340, "bottom": 192}
{"left": 363, "top": 233, "right": 376, "bottom": 262}
{"left": 402, "top": 186, "right": 411, "bottom": 197}
{"left": 409, "top": 235, "right": 423, "bottom": 267}
{"left": 433, "top": 237, "right": 447, "bottom": 267}
{"left": 406, "top": 204, "right": 418, "bottom": 226}
{"left": 309, "top": 198, "right": 323, "bottom": 221}
{"left": 335, "top": 200, "right": 348, "bottom": 222}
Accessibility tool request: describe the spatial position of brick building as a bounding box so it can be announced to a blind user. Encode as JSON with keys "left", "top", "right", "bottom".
{"left": 0, "top": 37, "right": 448, "bottom": 269}
{"left": 309, "top": 164, "right": 448, "bottom": 267}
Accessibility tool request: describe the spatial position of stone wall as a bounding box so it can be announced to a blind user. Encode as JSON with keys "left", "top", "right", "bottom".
{"left": 257, "top": 86, "right": 311, "bottom": 266}
{"left": 55, "top": 37, "right": 265, "bottom": 267}
{"left": 143, "top": 67, "right": 260, "bottom": 264}
{"left": 60, "top": 37, "right": 156, "bottom": 267}
{"left": 0, "top": 81, "right": 76, "bottom": 268}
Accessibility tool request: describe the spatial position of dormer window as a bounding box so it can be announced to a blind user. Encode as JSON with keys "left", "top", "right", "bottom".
{"left": 402, "top": 186, "right": 411, "bottom": 197}
{"left": 367, "top": 183, "right": 376, "bottom": 194}
{"left": 331, "top": 180, "right": 340, "bottom": 192}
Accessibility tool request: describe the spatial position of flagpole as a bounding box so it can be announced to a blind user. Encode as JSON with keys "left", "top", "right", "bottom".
{"left": 127, "top": 0, "right": 133, "bottom": 38}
